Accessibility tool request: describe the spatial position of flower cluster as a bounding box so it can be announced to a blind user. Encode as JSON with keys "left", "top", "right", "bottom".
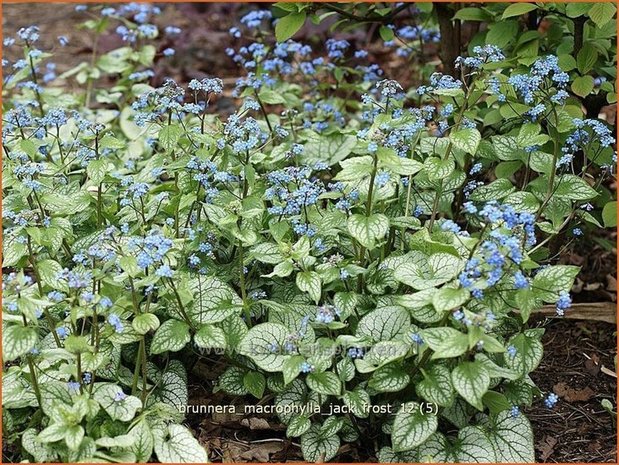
{"left": 265, "top": 166, "right": 325, "bottom": 217}
{"left": 457, "top": 202, "right": 537, "bottom": 299}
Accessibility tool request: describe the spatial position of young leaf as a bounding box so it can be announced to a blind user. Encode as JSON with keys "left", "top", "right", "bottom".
{"left": 275, "top": 12, "right": 306, "bottom": 42}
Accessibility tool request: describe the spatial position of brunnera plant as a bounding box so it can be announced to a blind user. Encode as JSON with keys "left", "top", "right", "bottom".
{"left": 2, "top": 3, "right": 616, "bottom": 463}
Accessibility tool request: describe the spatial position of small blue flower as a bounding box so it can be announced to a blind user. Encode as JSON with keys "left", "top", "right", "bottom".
{"left": 510, "top": 405, "right": 520, "bottom": 418}
{"left": 67, "top": 381, "right": 81, "bottom": 393}
{"left": 300, "top": 362, "right": 315, "bottom": 373}
{"left": 507, "top": 345, "right": 517, "bottom": 358}
{"left": 555, "top": 291, "right": 572, "bottom": 316}
{"left": 544, "top": 393, "right": 559, "bottom": 408}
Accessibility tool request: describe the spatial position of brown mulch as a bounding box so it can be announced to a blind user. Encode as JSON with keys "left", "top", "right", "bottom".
{"left": 527, "top": 318, "right": 616, "bottom": 463}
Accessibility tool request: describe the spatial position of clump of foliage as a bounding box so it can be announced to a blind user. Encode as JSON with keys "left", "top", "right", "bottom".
{"left": 2, "top": 2, "right": 616, "bottom": 463}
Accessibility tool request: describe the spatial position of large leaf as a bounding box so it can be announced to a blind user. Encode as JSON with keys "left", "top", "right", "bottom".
{"left": 154, "top": 424, "right": 208, "bottom": 463}
{"left": 347, "top": 213, "right": 389, "bottom": 249}
{"left": 150, "top": 320, "right": 190, "bottom": 355}
{"left": 416, "top": 364, "right": 456, "bottom": 407}
{"left": 93, "top": 383, "right": 142, "bottom": 422}
{"left": 296, "top": 271, "right": 322, "bottom": 304}
{"left": 391, "top": 402, "right": 439, "bottom": 452}
{"left": 189, "top": 276, "right": 242, "bottom": 324}
{"left": 238, "top": 323, "right": 291, "bottom": 372}
{"left": 3, "top": 325, "right": 38, "bottom": 361}
{"left": 306, "top": 371, "right": 341, "bottom": 396}
{"left": 394, "top": 253, "right": 462, "bottom": 290}
{"left": 275, "top": 11, "right": 306, "bottom": 42}
{"left": 451, "top": 361, "right": 490, "bottom": 411}
{"left": 421, "top": 327, "right": 469, "bottom": 359}
{"left": 300, "top": 424, "right": 340, "bottom": 462}
{"left": 356, "top": 306, "right": 410, "bottom": 342}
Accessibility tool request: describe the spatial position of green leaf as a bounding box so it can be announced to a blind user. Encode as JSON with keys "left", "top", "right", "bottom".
{"left": 379, "top": 25, "right": 394, "bottom": 41}
{"left": 416, "top": 364, "right": 456, "bottom": 407}
{"left": 421, "top": 327, "right": 469, "bottom": 359}
{"left": 577, "top": 43, "right": 599, "bottom": 74}
{"left": 486, "top": 20, "right": 518, "bottom": 48}
{"left": 158, "top": 125, "right": 183, "bottom": 152}
{"left": 555, "top": 174, "right": 598, "bottom": 200}
{"left": 603, "top": 201, "right": 617, "bottom": 227}
{"left": 238, "top": 323, "right": 291, "bottom": 372}
{"left": 65, "top": 425, "right": 85, "bottom": 451}
{"left": 258, "top": 88, "right": 287, "bottom": 105}
{"left": 194, "top": 324, "right": 226, "bottom": 350}
{"left": 449, "top": 128, "right": 481, "bottom": 155}
{"left": 368, "top": 364, "right": 411, "bottom": 392}
{"left": 501, "top": 3, "right": 537, "bottom": 19}
{"left": 287, "top": 415, "right": 311, "bottom": 437}
{"left": 588, "top": 3, "right": 617, "bottom": 27}
{"left": 432, "top": 287, "right": 470, "bottom": 312}
{"left": 356, "top": 306, "right": 410, "bottom": 342}
{"left": 391, "top": 402, "right": 439, "bottom": 452}
{"left": 93, "top": 383, "right": 142, "bottom": 422}
{"left": 283, "top": 355, "right": 304, "bottom": 385}
{"left": 37, "top": 259, "right": 65, "bottom": 290}
{"left": 303, "top": 132, "right": 358, "bottom": 166}
{"left": 189, "top": 276, "right": 242, "bottom": 324}
{"left": 453, "top": 7, "right": 492, "bottom": 21}
{"left": 300, "top": 425, "right": 340, "bottom": 462}
{"left": 456, "top": 425, "right": 496, "bottom": 462}
{"left": 469, "top": 178, "right": 515, "bottom": 202}
{"left": 483, "top": 390, "right": 511, "bottom": 415}
{"left": 394, "top": 253, "right": 463, "bottom": 290}
{"left": 347, "top": 213, "right": 389, "bottom": 250}
{"left": 249, "top": 242, "right": 284, "bottom": 264}
{"left": 154, "top": 424, "right": 208, "bottom": 463}
{"left": 306, "top": 371, "right": 341, "bottom": 396}
{"left": 218, "top": 367, "right": 248, "bottom": 396}
{"left": 487, "top": 410, "right": 535, "bottom": 462}
{"left": 451, "top": 361, "right": 490, "bottom": 410}
{"left": 504, "top": 333, "right": 543, "bottom": 377}
{"left": 150, "top": 320, "right": 190, "bottom": 355}
{"left": 571, "top": 75, "right": 595, "bottom": 97}
{"left": 296, "top": 271, "right": 322, "bottom": 304}
{"left": 22, "top": 428, "right": 58, "bottom": 462}
{"left": 424, "top": 156, "right": 455, "bottom": 181}
{"left": 343, "top": 389, "right": 371, "bottom": 418}
{"left": 533, "top": 265, "right": 579, "bottom": 300}
{"left": 87, "top": 158, "right": 113, "bottom": 184}
{"left": 275, "top": 12, "right": 306, "bottom": 42}
{"left": 132, "top": 313, "right": 160, "bottom": 335}
{"left": 243, "top": 371, "right": 266, "bottom": 399}
{"left": 3, "top": 325, "right": 38, "bottom": 361}
{"left": 128, "top": 420, "right": 154, "bottom": 462}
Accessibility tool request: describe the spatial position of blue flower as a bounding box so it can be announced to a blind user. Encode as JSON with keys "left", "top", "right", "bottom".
{"left": 544, "top": 393, "right": 559, "bottom": 408}
{"left": 107, "top": 314, "right": 124, "bottom": 333}
{"left": 555, "top": 291, "right": 572, "bottom": 316}
{"left": 507, "top": 345, "right": 517, "bottom": 358}
{"left": 513, "top": 271, "right": 529, "bottom": 289}
{"left": 156, "top": 264, "right": 174, "bottom": 278}
{"left": 56, "top": 327, "right": 69, "bottom": 339}
{"left": 67, "top": 381, "right": 81, "bottom": 393}
{"left": 300, "top": 362, "right": 315, "bottom": 373}
{"left": 510, "top": 405, "right": 520, "bottom": 418}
